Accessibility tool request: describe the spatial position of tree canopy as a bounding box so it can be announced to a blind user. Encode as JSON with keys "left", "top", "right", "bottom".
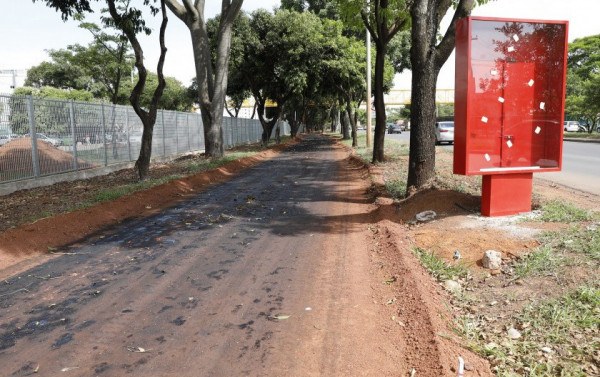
{"left": 566, "top": 34, "right": 600, "bottom": 132}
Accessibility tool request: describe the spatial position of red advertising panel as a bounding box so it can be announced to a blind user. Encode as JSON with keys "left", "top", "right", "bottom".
{"left": 454, "top": 17, "right": 568, "bottom": 176}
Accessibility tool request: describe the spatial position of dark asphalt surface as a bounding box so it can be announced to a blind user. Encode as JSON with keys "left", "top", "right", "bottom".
{"left": 0, "top": 135, "right": 398, "bottom": 377}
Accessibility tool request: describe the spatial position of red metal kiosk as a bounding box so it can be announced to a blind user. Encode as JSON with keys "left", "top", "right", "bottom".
{"left": 454, "top": 16, "right": 569, "bottom": 216}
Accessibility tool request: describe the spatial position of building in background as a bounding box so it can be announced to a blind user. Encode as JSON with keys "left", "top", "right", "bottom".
{"left": 0, "top": 69, "right": 27, "bottom": 94}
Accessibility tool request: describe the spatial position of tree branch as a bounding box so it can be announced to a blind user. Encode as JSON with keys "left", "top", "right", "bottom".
{"left": 164, "top": 0, "right": 189, "bottom": 22}
{"left": 434, "top": 0, "right": 474, "bottom": 70}
{"left": 361, "top": 9, "right": 379, "bottom": 45}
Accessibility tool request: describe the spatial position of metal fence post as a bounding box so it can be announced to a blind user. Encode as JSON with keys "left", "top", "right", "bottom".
{"left": 101, "top": 103, "right": 107, "bottom": 167}
{"left": 26, "top": 96, "right": 41, "bottom": 178}
{"left": 69, "top": 100, "right": 78, "bottom": 170}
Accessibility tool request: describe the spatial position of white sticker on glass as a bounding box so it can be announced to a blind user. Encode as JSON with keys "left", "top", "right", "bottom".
{"left": 507, "top": 140, "right": 513, "bottom": 148}
{"left": 540, "top": 102, "right": 546, "bottom": 110}
{"left": 513, "top": 35, "right": 520, "bottom": 42}
{"left": 484, "top": 153, "right": 491, "bottom": 162}
{"left": 528, "top": 79, "right": 534, "bottom": 87}
{"left": 498, "top": 97, "right": 505, "bottom": 103}
{"left": 535, "top": 126, "right": 541, "bottom": 134}
{"left": 507, "top": 46, "right": 515, "bottom": 52}
{"left": 481, "top": 116, "right": 488, "bottom": 123}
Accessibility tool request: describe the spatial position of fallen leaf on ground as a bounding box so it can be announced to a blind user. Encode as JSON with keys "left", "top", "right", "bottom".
{"left": 127, "top": 346, "right": 150, "bottom": 353}
{"left": 268, "top": 314, "right": 291, "bottom": 321}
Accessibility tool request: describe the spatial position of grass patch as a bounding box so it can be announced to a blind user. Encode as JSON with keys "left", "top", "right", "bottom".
{"left": 539, "top": 200, "right": 592, "bottom": 223}
{"left": 92, "top": 152, "right": 257, "bottom": 204}
{"left": 457, "top": 285, "right": 600, "bottom": 376}
{"left": 563, "top": 132, "right": 600, "bottom": 139}
{"left": 412, "top": 247, "right": 469, "bottom": 281}
{"left": 504, "top": 286, "right": 599, "bottom": 376}
{"left": 514, "top": 244, "right": 565, "bottom": 278}
{"left": 341, "top": 134, "right": 410, "bottom": 198}
{"left": 555, "top": 226, "right": 600, "bottom": 261}
{"left": 94, "top": 174, "right": 183, "bottom": 203}
{"left": 187, "top": 152, "right": 253, "bottom": 173}
{"left": 385, "top": 178, "right": 407, "bottom": 199}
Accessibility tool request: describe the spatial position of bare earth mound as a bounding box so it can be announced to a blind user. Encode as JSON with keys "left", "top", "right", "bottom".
{"left": 0, "top": 137, "right": 95, "bottom": 178}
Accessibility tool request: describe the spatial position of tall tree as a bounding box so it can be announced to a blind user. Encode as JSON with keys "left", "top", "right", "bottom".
{"left": 39, "top": 0, "right": 170, "bottom": 180}
{"left": 406, "top": 0, "right": 480, "bottom": 193}
{"left": 229, "top": 9, "right": 325, "bottom": 144}
{"left": 206, "top": 12, "right": 252, "bottom": 118}
{"left": 106, "top": 0, "right": 168, "bottom": 179}
{"left": 338, "top": 0, "right": 410, "bottom": 163}
{"left": 164, "top": 0, "right": 243, "bottom": 158}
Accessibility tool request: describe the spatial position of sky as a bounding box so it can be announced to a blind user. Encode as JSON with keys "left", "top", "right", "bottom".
{"left": 1, "top": 0, "right": 599, "bottom": 89}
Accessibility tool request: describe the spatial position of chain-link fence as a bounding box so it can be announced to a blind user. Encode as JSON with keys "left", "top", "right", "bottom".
{"left": 0, "top": 94, "right": 283, "bottom": 185}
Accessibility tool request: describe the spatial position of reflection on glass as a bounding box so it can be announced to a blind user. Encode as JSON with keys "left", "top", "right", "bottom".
{"left": 466, "top": 20, "right": 566, "bottom": 173}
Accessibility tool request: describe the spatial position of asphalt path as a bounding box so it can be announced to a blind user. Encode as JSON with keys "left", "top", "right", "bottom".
{"left": 0, "top": 135, "right": 408, "bottom": 376}
{"left": 385, "top": 131, "right": 600, "bottom": 195}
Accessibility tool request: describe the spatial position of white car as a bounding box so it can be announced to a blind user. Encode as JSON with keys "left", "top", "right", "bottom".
{"left": 435, "top": 121, "right": 454, "bottom": 144}
{"left": 36, "top": 133, "right": 62, "bottom": 146}
{"left": 0, "top": 134, "right": 12, "bottom": 146}
{"left": 563, "top": 121, "right": 582, "bottom": 132}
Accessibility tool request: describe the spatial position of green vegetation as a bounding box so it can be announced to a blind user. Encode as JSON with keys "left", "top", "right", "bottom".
{"left": 412, "top": 247, "right": 469, "bottom": 281}
{"left": 475, "top": 285, "right": 600, "bottom": 376}
{"left": 555, "top": 226, "right": 600, "bottom": 261}
{"left": 566, "top": 34, "right": 600, "bottom": 133}
{"left": 514, "top": 222, "right": 599, "bottom": 278}
{"left": 91, "top": 151, "right": 256, "bottom": 204}
{"left": 563, "top": 132, "right": 600, "bottom": 139}
{"left": 94, "top": 174, "right": 183, "bottom": 202}
{"left": 540, "top": 200, "right": 593, "bottom": 222}
{"left": 385, "top": 178, "right": 407, "bottom": 199}
{"left": 341, "top": 134, "right": 410, "bottom": 199}
{"left": 514, "top": 244, "right": 566, "bottom": 278}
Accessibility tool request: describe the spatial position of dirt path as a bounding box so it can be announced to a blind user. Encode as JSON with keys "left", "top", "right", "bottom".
{"left": 0, "top": 135, "right": 490, "bottom": 376}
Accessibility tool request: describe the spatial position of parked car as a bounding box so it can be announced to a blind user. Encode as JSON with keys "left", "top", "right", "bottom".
{"left": 0, "top": 134, "right": 12, "bottom": 146}
{"left": 435, "top": 121, "right": 455, "bottom": 144}
{"left": 0, "top": 135, "right": 9, "bottom": 146}
{"left": 35, "top": 133, "right": 62, "bottom": 146}
{"left": 387, "top": 123, "right": 402, "bottom": 134}
{"left": 563, "top": 121, "right": 583, "bottom": 132}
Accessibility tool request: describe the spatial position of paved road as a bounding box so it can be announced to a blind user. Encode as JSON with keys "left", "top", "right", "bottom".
{"left": 386, "top": 132, "right": 600, "bottom": 195}
{"left": 539, "top": 141, "right": 600, "bottom": 195}
{"left": 0, "top": 136, "right": 408, "bottom": 376}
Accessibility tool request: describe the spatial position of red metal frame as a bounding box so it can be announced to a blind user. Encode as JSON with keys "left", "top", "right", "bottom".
{"left": 454, "top": 16, "right": 569, "bottom": 216}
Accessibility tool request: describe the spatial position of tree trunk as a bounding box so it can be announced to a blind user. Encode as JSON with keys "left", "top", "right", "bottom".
{"left": 331, "top": 107, "right": 339, "bottom": 133}
{"left": 346, "top": 98, "right": 357, "bottom": 147}
{"left": 372, "top": 42, "right": 387, "bottom": 162}
{"left": 135, "top": 124, "right": 154, "bottom": 179}
{"left": 407, "top": 63, "right": 438, "bottom": 192}
{"left": 166, "top": 0, "right": 242, "bottom": 158}
{"left": 341, "top": 109, "right": 350, "bottom": 140}
{"left": 108, "top": 0, "right": 167, "bottom": 181}
{"left": 406, "top": 3, "right": 439, "bottom": 193}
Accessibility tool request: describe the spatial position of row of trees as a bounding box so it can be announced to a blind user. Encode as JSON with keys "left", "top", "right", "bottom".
{"left": 36, "top": 0, "right": 485, "bottom": 194}
{"left": 214, "top": 8, "right": 395, "bottom": 146}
